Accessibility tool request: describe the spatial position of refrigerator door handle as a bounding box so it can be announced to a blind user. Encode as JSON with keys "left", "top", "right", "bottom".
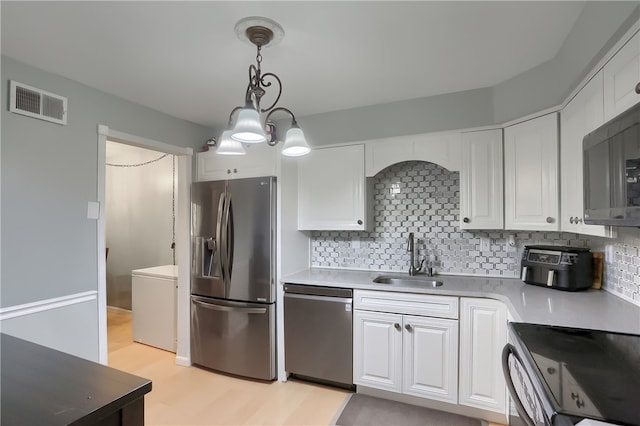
{"left": 192, "top": 299, "right": 267, "bottom": 315}
{"left": 217, "top": 191, "right": 227, "bottom": 283}
{"left": 226, "top": 196, "right": 234, "bottom": 280}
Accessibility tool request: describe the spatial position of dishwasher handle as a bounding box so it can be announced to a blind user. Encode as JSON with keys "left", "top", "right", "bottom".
{"left": 284, "top": 292, "right": 352, "bottom": 305}
{"left": 283, "top": 283, "right": 352, "bottom": 298}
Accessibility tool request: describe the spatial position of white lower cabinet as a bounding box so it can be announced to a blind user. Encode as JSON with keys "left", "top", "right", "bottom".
{"left": 353, "top": 310, "right": 403, "bottom": 392}
{"left": 354, "top": 291, "right": 508, "bottom": 421}
{"left": 458, "top": 297, "right": 507, "bottom": 413}
{"left": 402, "top": 315, "right": 459, "bottom": 402}
{"left": 353, "top": 290, "right": 459, "bottom": 404}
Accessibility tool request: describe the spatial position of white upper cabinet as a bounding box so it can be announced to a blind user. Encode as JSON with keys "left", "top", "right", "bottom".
{"left": 460, "top": 129, "right": 504, "bottom": 230}
{"left": 603, "top": 30, "right": 640, "bottom": 121}
{"left": 196, "top": 143, "right": 278, "bottom": 181}
{"left": 504, "top": 113, "right": 559, "bottom": 231}
{"left": 560, "top": 71, "right": 613, "bottom": 237}
{"left": 365, "top": 132, "right": 462, "bottom": 176}
{"left": 298, "top": 144, "right": 372, "bottom": 231}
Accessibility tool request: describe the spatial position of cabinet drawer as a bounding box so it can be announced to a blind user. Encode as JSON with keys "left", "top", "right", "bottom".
{"left": 354, "top": 290, "right": 458, "bottom": 319}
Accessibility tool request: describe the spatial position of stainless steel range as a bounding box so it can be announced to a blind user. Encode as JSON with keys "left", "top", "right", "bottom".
{"left": 502, "top": 323, "right": 640, "bottom": 426}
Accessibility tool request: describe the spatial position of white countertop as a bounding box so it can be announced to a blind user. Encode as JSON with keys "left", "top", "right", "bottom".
{"left": 131, "top": 264, "right": 178, "bottom": 279}
{"left": 282, "top": 268, "right": 640, "bottom": 335}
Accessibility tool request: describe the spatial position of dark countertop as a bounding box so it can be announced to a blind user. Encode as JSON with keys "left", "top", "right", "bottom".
{"left": 1, "top": 333, "right": 152, "bottom": 426}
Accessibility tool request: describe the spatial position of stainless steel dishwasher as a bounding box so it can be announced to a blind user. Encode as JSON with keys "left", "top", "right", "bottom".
{"left": 284, "top": 283, "right": 353, "bottom": 389}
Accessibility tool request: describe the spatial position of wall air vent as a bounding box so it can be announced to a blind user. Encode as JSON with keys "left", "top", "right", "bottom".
{"left": 9, "top": 80, "right": 67, "bottom": 125}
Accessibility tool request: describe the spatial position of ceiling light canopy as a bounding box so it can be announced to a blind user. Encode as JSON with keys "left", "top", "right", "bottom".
{"left": 217, "top": 17, "right": 310, "bottom": 157}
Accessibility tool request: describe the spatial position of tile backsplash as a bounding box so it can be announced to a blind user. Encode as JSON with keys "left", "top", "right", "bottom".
{"left": 310, "top": 161, "right": 640, "bottom": 306}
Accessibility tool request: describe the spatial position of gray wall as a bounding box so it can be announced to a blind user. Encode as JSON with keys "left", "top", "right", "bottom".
{"left": 1, "top": 56, "right": 211, "bottom": 359}
{"left": 492, "top": 1, "right": 640, "bottom": 123}
{"left": 299, "top": 2, "right": 639, "bottom": 147}
{"left": 298, "top": 87, "right": 495, "bottom": 147}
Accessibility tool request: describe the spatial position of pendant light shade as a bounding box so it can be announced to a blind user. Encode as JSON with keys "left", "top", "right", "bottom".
{"left": 281, "top": 125, "right": 311, "bottom": 157}
{"left": 216, "top": 130, "right": 246, "bottom": 155}
{"left": 231, "top": 107, "right": 267, "bottom": 144}
{"left": 218, "top": 17, "right": 310, "bottom": 157}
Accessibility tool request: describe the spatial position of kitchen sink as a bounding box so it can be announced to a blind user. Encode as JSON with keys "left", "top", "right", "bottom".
{"left": 373, "top": 275, "right": 443, "bottom": 287}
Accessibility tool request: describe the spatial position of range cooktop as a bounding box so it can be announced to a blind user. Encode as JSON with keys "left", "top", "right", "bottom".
{"left": 510, "top": 323, "right": 640, "bottom": 425}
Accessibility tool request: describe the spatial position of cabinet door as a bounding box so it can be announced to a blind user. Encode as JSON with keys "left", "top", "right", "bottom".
{"left": 353, "top": 310, "right": 403, "bottom": 392}
{"left": 402, "top": 315, "right": 458, "bottom": 403}
{"left": 196, "top": 143, "right": 278, "bottom": 181}
{"left": 560, "top": 71, "right": 612, "bottom": 237}
{"left": 460, "top": 129, "right": 504, "bottom": 229}
{"left": 298, "top": 144, "right": 370, "bottom": 230}
{"left": 504, "top": 113, "right": 559, "bottom": 231}
{"left": 459, "top": 298, "right": 507, "bottom": 413}
{"left": 604, "top": 31, "right": 640, "bottom": 122}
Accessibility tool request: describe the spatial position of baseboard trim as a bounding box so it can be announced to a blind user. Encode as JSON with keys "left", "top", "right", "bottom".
{"left": 0, "top": 291, "right": 98, "bottom": 321}
{"left": 175, "top": 355, "right": 190, "bottom": 367}
{"left": 357, "top": 385, "right": 508, "bottom": 424}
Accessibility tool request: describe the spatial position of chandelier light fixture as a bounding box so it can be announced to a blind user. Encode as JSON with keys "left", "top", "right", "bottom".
{"left": 217, "top": 17, "right": 311, "bottom": 157}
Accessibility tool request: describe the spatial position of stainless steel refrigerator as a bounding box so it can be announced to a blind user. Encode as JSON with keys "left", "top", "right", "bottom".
{"left": 190, "top": 177, "right": 276, "bottom": 380}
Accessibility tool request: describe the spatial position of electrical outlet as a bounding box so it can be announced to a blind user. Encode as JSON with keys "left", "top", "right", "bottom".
{"left": 352, "top": 236, "right": 360, "bottom": 249}
{"left": 480, "top": 237, "right": 490, "bottom": 252}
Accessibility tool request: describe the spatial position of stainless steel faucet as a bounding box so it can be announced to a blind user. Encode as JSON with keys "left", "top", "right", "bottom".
{"left": 407, "top": 232, "right": 424, "bottom": 276}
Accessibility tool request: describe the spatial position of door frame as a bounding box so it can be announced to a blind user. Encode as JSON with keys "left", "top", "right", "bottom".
{"left": 97, "top": 125, "right": 193, "bottom": 365}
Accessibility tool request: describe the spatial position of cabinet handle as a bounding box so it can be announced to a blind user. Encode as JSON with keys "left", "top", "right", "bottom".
{"left": 405, "top": 324, "right": 412, "bottom": 332}
{"left": 394, "top": 323, "right": 401, "bottom": 331}
{"left": 357, "top": 219, "right": 363, "bottom": 225}
{"left": 463, "top": 217, "right": 470, "bottom": 223}
{"left": 546, "top": 217, "right": 554, "bottom": 224}
{"left": 635, "top": 82, "right": 640, "bottom": 94}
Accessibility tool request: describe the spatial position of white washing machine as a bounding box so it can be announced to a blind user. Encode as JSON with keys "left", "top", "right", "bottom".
{"left": 131, "top": 265, "right": 178, "bottom": 352}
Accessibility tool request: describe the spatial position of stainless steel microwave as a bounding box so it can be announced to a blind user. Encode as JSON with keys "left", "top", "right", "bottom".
{"left": 583, "top": 102, "right": 640, "bottom": 226}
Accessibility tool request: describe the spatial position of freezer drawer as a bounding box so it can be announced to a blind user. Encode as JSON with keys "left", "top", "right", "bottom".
{"left": 284, "top": 285, "right": 353, "bottom": 387}
{"left": 190, "top": 295, "right": 275, "bottom": 380}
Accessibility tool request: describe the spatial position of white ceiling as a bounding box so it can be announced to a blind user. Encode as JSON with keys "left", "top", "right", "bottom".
{"left": 2, "top": 1, "right": 591, "bottom": 130}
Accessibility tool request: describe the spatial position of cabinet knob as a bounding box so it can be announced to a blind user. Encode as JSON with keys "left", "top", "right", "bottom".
{"left": 635, "top": 82, "right": 640, "bottom": 94}
{"left": 546, "top": 217, "right": 554, "bottom": 224}
{"left": 233, "top": 168, "right": 238, "bottom": 173}
{"left": 463, "top": 217, "right": 470, "bottom": 223}
{"left": 405, "top": 324, "right": 413, "bottom": 332}
{"left": 227, "top": 169, "right": 231, "bottom": 174}
{"left": 357, "top": 220, "right": 363, "bottom": 225}
{"left": 577, "top": 217, "right": 583, "bottom": 224}
{"left": 394, "top": 323, "right": 401, "bottom": 331}
{"left": 569, "top": 217, "right": 575, "bottom": 224}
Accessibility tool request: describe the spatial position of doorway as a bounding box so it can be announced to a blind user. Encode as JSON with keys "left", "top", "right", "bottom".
{"left": 105, "top": 142, "right": 176, "bottom": 357}
{"left": 96, "top": 125, "right": 192, "bottom": 365}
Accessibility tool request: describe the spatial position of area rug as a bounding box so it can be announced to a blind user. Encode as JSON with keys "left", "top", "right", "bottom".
{"left": 333, "top": 394, "right": 481, "bottom": 426}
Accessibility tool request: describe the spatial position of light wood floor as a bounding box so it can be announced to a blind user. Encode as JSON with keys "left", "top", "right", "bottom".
{"left": 108, "top": 309, "right": 506, "bottom": 426}
{"left": 107, "top": 309, "right": 350, "bottom": 425}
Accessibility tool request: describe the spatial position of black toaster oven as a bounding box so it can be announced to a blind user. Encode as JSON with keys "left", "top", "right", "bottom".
{"left": 520, "top": 245, "right": 593, "bottom": 291}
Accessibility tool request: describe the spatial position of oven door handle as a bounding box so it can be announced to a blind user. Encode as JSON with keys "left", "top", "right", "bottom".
{"left": 502, "top": 343, "right": 538, "bottom": 426}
